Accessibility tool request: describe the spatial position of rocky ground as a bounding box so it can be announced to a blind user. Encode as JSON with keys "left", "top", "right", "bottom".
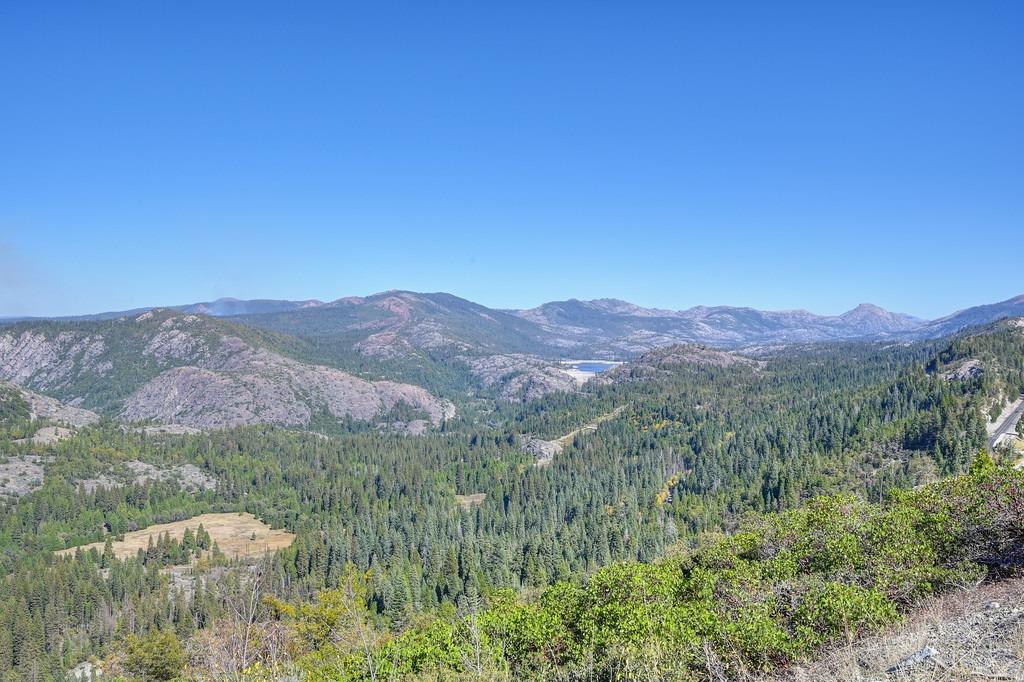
{"left": 13, "top": 425, "right": 76, "bottom": 445}
{"left": 943, "top": 358, "right": 985, "bottom": 381}
{"left": 463, "top": 354, "right": 580, "bottom": 401}
{"left": 0, "top": 454, "right": 217, "bottom": 498}
{"left": 17, "top": 383, "right": 100, "bottom": 426}
{"left": 78, "top": 460, "right": 217, "bottom": 494}
{"left": 523, "top": 437, "right": 562, "bottom": 466}
{"left": 0, "top": 313, "right": 454, "bottom": 431}
{"left": 523, "top": 406, "right": 628, "bottom": 465}
{"left": 594, "top": 344, "right": 760, "bottom": 385}
{"left": 0, "top": 455, "right": 43, "bottom": 498}
{"left": 770, "top": 579, "right": 1024, "bottom": 681}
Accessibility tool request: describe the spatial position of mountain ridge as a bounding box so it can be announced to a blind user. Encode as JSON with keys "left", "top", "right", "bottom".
{"left": 5, "top": 291, "right": 1022, "bottom": 359}
{"left": 0, "top": 309, "right": 453, "bottom": 431}
{"left": 3, "top": 291, "right": 1022, "bottom": 417}
{"left": 6, "top": 291, "right": 1021, "bottom": 350}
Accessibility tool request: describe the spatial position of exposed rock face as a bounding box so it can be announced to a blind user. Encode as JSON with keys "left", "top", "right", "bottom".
{"left": 345, "top": 294, "right": 481, "bottom": 357}
{"left": 0, "top": 381, "right": 101, "bottom": 427}
{"left": 943, "top": 359, "right": 984, "bottom": 381}
{"left": 923, "top": 296, "right": 1024, "bottom": 338}
{"left": 523, "top": 437, "right": 562, "bottom": 465}
{"left": 0, "top": 455, "right": 44, "bottom": 498}
{"left": 0, "top": 312, "right": 453, "bottom": 431}
{"left": 120, "top": 359, "right": 453, "bottom": 429}
{"left": 13, "top": 426, "right": 76, "bottom": 446}
{"left": 596, "top": 344, "right": 760, "bottom": 384}
{"left": 123, "top": 323, "right": 455, "bottom": 429}
{"left": 463, "top": 354, "right": 579, "bottom": 401}
{"left": 0, "top": 331, "right": 109, "bottom": 390}
{"left": 12, "top": 292, "right": 1023, "bottom": 361}
{"left": 515, "top": 298, "right": 928, "bottom": 353}
{"left": 241, "top": 291, "right": 1023, "bottom": 356}
{"left": 837, "top": 303, "right": 923, "bottom": 334}
{"left": 773, "top": 578, "right": 1024, "bottom": 681}
{"left": 237, "top": 291, "right": 550, "bottom": 360}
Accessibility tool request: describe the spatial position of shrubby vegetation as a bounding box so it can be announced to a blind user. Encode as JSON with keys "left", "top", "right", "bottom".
{"left": 209, "top": 461, "right": 1024, "bottom": 680}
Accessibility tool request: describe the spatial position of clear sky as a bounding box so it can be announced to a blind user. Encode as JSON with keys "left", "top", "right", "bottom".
{"left": 1, "top": 2, "right": 1021, "bottom": 319}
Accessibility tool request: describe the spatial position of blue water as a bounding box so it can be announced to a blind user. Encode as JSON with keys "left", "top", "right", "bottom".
{"left": 572, "top": 362, "right": 617, "bottom": 373}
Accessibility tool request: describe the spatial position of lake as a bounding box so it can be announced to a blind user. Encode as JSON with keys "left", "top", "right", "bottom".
{"left": 571, "top": 361, "right": 619, "bottom": 373}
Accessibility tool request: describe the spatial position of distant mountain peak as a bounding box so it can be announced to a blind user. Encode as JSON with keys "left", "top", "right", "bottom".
{"left": 834, "top": 302, "right": 922, "bottom": 333}
{"left": 843, "top": 303, "right": 887, "bottom": 315}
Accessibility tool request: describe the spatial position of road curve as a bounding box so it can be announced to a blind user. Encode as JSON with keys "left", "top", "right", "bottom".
{"left": 989, "top": 395, "right": 1024, "bottom": 449}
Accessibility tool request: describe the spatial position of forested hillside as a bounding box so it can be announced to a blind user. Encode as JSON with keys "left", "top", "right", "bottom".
{"left": 0, "top": 320, "right": 1022, "bottom": 679}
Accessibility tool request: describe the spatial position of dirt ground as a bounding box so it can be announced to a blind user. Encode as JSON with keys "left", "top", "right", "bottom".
{"left": 56, "top": 512, "right": 294, "bottom": 561}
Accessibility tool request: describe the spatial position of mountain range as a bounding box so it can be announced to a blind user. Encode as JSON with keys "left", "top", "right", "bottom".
{"left": 6, "top": 292, "right": 1023, "bottom": 353}
{"left": 1, "top": 291, "right": 1022, "bottom": 431}
{"left": 196, "top": 290, "right": 1020, "bottom": 354}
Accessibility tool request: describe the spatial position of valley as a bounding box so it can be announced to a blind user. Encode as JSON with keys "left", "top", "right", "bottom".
{"left": 1, "top": 293, "right": 1023, "bottom": 680}
{"left": 4, "top": 3, "right": 1020, "bottom": 677}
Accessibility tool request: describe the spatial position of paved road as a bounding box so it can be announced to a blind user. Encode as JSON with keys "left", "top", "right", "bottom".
{"left": 989, "top": 395, "right": 1024, "bottom": 449}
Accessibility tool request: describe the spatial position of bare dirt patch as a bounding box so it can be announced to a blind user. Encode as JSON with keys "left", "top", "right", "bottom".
{"left": 56, "top": 512, "right": 294, "bottom": 561}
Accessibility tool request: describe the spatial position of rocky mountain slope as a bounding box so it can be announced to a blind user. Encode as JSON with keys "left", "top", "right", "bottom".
{"left": 8, "top": 292, "right": 1022, "bottom": 359}
{"left": 923, "top": 294, "right": 1024, "bottom": 339}
{"left": 234, "top": 290, "right": 553, "bottom": 358}
{"left": 462, "top": 353, "right": 580, "bottom": 401}
{"left": 0, "top": 380, "right": 100, "bottom": 427}
{"left": 225, "top": 290, "right": 1022, "bottom": 359}
{"left": 3, "top": 291, "right": 1022, "bottom": 410}
{"left": 515, "top": 298, "right": 926, "bottom": 354}
{"left": 0, "top": 310, "right": 452, "bottom": 430}
{"left": 593, "top": 343, "right": 761, "bottom": 385}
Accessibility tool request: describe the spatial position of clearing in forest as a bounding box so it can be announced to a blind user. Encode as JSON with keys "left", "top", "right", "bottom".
{"left": 526, "top": 405, "right": 629, "bottom": 466}
{"left": 455, "top": 492, "right": 486, "bottom": 509}
{"left": 552, "top": 404, "right": 628, "bottom": 449}
{"left": 55, "top": 512, "right": 295, "bottom": 561}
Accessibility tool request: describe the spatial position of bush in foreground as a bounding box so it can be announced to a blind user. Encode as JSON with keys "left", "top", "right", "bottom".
{"left": 242, "top": 461, "right": 1024, "bottom": 680}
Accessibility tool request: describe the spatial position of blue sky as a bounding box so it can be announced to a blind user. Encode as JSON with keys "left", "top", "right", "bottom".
{"left": 1, "top": 2, "right": 1021, "bottom": 318}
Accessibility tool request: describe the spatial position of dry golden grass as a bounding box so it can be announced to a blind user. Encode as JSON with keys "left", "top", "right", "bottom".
{"left": 455, "top": 493, "right": 486, "bottom": 509}
{"left": 56, "top": 512, "right": 294, "bottom": 561}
